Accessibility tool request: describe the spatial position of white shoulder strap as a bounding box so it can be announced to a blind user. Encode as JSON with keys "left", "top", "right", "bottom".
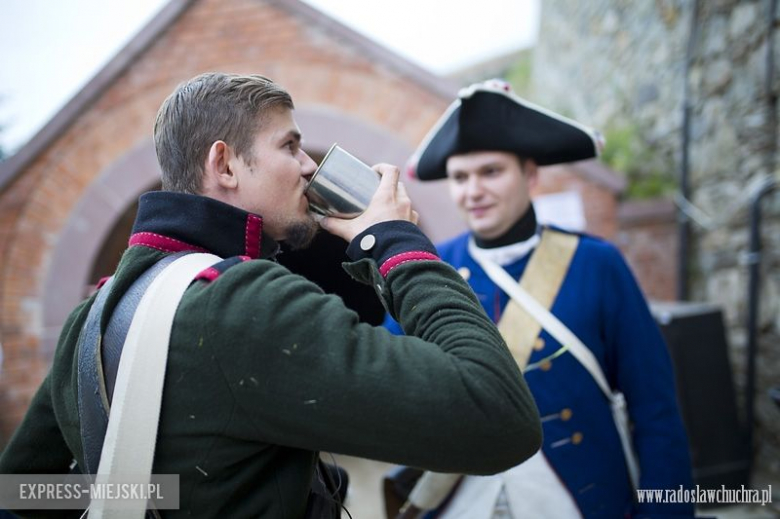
{"left": 89, "top": 253, "right": 221, "bottom": 518}
{"left": 472, "top": 251, "right": 640, "bottom": 489}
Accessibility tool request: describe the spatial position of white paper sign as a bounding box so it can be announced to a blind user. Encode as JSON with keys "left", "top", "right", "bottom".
{"left": 533, "top": 191, "right": 587, "bottom": 231}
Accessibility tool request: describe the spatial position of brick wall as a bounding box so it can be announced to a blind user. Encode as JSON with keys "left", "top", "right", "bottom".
{"left": 615, "top": 199, "right": 678, "bottom": 302}
{"left": 0, "top": 0, "right": 450, "bottom": 442}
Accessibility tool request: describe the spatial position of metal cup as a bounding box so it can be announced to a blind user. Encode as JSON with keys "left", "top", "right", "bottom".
{"left": 305, "top": 144, "right": 380, "bottom": 219}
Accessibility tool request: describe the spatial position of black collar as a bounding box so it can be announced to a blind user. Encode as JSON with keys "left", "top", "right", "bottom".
{"left": 129, "top": 191, "right": 279, "bottom": 260}
{"left": 474, "top": 204, "right": 538, "bottom": 249}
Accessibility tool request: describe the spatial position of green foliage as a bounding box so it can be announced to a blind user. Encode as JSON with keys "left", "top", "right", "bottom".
{"left": 600, "top": 125, "right": 637, "bottom": 174}
{"left": 601, "top": 123, "right": 676, "bottom": 199}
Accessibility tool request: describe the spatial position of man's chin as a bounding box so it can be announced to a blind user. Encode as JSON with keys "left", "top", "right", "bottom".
{"left": 283, "top": 216, "right": 319, "bottom": 250}
{"left": 469, "top": 220, "right": 493, "bottom": 235}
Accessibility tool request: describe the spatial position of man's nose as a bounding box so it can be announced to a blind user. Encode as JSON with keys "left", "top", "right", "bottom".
{"left": 465, "top": 176, "right": 484, "bottom": 198}
{"left": 299, "top": 150, "right": 318, "bottom": 176}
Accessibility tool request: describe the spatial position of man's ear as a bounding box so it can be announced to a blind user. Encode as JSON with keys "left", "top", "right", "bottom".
{"left": 204, "top": 140, "right": 238, "bottom": 190}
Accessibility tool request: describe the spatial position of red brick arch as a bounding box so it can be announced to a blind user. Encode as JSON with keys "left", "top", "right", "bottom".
{"left": 0, "top": 0, "right": 457, "bottom": 438}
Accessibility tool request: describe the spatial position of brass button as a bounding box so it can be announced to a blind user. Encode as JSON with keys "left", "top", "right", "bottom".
{"left": 534, "top": 337, "right": 545, "bottom": 351}
{"left": 540, "top": 360, "right": 552, "bottom": 371}
{"left": 457, "top": 267, "right": 471, "bottom": 280}
{"left": 560, "top": 408, "right": 572, "bottom": 421}
{"left": 572, "top": 432, "right": 583, "bottom": 445}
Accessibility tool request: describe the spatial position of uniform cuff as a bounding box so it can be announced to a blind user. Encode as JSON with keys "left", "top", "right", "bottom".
{"left": 346, "top": 221, "right": 439, "bottom": 278}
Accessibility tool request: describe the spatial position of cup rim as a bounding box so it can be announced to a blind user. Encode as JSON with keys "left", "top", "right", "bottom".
{"left": 304, "top": 142, "right": 340, "bottom": 194}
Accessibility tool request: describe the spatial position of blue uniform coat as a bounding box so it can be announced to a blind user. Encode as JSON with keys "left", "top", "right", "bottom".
{"left": 387, "top": 227, "right": 695, "bottom": 518}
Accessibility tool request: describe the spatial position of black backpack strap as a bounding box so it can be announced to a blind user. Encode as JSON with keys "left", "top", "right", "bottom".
{"left": 102, "top": 253, "right": 186, "bottom": 404}
{"left": 77, "top": 252, "right": 187, "bottom": 475}
{"left": 76, "top": 275, "right": 116, "bottom": 476}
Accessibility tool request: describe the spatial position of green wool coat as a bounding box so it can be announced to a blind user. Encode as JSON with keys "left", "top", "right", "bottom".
{"left": 1, "top": 203, "right": 541, "bottom": 518}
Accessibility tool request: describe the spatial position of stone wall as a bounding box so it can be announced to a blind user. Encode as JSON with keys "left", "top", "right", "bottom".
{"left": 531, "top": 0, "right": 780, "bottom": 480}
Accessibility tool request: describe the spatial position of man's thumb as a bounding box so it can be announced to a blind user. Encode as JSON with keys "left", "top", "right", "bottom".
{"left": 319, "top": 216, "right": 341, "bottom": 235}
{"left": 319, "top": 214, "right": 355, "bottom": 242}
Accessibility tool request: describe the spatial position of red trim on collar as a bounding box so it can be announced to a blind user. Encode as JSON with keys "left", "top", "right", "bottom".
{"left": 245, "top": 214, "right": 262, "bottom": 259}
{"left": 379, "top": 251, "right": 440, "bottom": 278}
{"left": 128, "top": 232, "right": 209, "bottom": 253}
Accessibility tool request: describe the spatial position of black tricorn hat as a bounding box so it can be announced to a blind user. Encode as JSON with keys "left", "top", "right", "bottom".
{"left": 408, "top": 80, "right": 603, "bottom": 181}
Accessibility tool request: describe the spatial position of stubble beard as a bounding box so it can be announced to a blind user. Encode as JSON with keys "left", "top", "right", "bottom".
{"left": 283, "top": 214, "right": 319, "bottom": 250}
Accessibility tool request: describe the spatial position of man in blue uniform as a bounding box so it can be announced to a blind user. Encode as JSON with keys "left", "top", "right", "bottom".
{"left": 385, "top": 80, "right": 694, "bottom": 518}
